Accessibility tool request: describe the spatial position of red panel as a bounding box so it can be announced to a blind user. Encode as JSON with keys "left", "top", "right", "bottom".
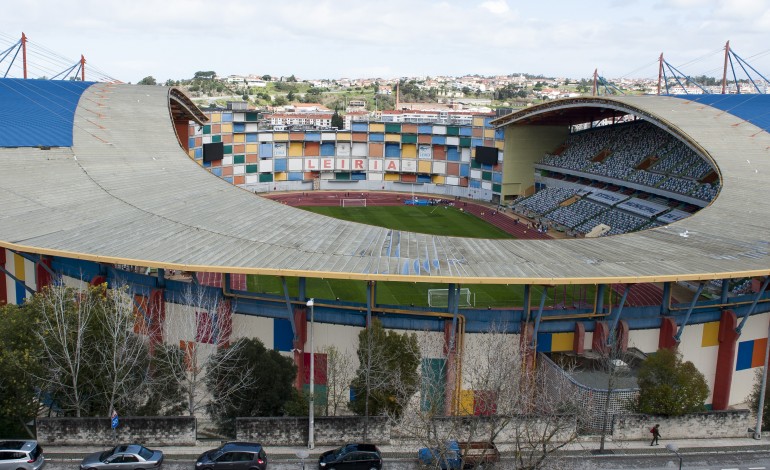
{"left": 304, "top": 172, "right": 317, "bottom": 180}
{"left": 658, "top": 317, "right": 677, "bottom": 350}
{"left": 352, "top": 133, "right": 368, "bottom": 142}
{"left": 402, "top": 124, "right": 418, "bottom": 134}
{"left": 133, "top": 294, "right": 149, "bottom": 335}
{"left": 302, "top": 352, "right": 328, "bottom": 385}
{"left": 459, "top": 177, "right": 469, "bottom": 187}
{"left": 196, "top": 311, "right": 214, "bottom": 344}
{"left": 573, "top": 322, "right": 585, "bottom": 354}
{"left": 36, "top": 257, "right": 52, "bottom": 291}
{"left": 418, "top": 135, "right": 432, "bottom": 144}
{"left": 90, "top": 275, "right": 107, "bottom": 286}
{"left": 174, "top": 120, "right": 189, "bottom": 151}
{"left": 592, "top": 321, "right": 609, "bottom": 353}
{"left": 217, "top": 300, "right": 233, "bottom": 348}
{"left": 433, "top": 145, "right": 447, "bottom": 159}
{"left": 446, "top": 162, "right": 459, "bottom": 175}
{"left": 713, "top": 310, "right": 739, "bottom": 410}
{"left": 293, "top": 307, "right": 308, "bottom": 391}
{"left": 305, "top": 142, "right": 320, "bottom": 156}
{"left": 401, "top": 173, "right": 417, "bottom": 183}
{"left": 473, "top": 390, "right": 497, "bottom": 416}
{"left": 148, "top": 289, "right": 165, "bottom": 350}
{"left": 616, "top": 320, "right": 629, "bottom": 352}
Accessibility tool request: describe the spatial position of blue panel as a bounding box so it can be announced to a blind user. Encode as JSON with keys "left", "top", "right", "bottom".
{"left": 417, "top": 174, "right": 431, "bottom": 183}
{"left": 484, "top": 117, "right": 494, "bottom": 128}
{"left": 320, "top": 142, "right": 335, "bottom": 156}
{"left": 211, "top": 167, "right": 222, "bottom": 176}
{"left": 188, "top": 137, "right": 196, "bottom": 148}
{"left": 288, "top": 172, "right": 304, "bottom": 181}
{"left": 459, "top": 126, "right": 472, "bottom": 136}
{"left": 418, "top": 125, "right": 433, "bottom": 134}
{"left": 223, "top": 176, "right": 233, "bottom": 184}
{"left": 15, "top": 281, "right": 25, "bottom": 305}
{"left": 471, "top": 138, "right": 483, "bottom": 148}
{"left": 259, "top": 143, "right": 273, "bottom": 157}
{"left": 351, "top": 172, "right": 366, "bottom": 180}
{"left": 369, "top": 133, "right": 385, "bottom": 142}
{"left": 447, "top": 147, "right": 460, "bottom": 161}
{"left": 460, "top": 164, "right": 470, "bottom": 177}
{"left": 0, "top": 78, "right": 93, "bottom": 147}
{"left": 470, "top": 180, "right": 481, "bottom": 189}
{"left": 246, "top": 133, "right": 258, "bottom": 142}
{"left": 202, "top": 161, "right": 211, "bottom": 168}
{"left": 413, "top": 260, "right": 420, "bottom": 274}
{"left": 675, "top": 95, "right": 770, "bottom": 133}
{"left": 194, "top": 147, "right": 203, "bottom": 158}
{"left": 305, "top": 132, "right": 321, "bottom": 142}
{"left": 385, "top": 143, "right": 401, "bottom": 158}
{"left": 493, "top": 172, "right": 502, "bottom": 183}
{"left": 736, "top": 341, "right": 754, "bottom": 371}
{"left": 274, "top": 318, "right": 294, "bottom": 351}
{"left": 233, "top": 122, "right": 245, "bottom": 132}
{"left": 482, "top": 164, "right": 493, "bottom": 171}
{"left": 402, "top": 260, "right": 410, "bottom": 275}
{"left": 352, "top": 122, "right": 368, "bottom": 132}
{"left": 536, "top": 333, "right": 552, "bottom": 352}
{"left": 274, "top": 158, "right": 287, "bottom": 171}
{"left": 431, "top": 135, "right": 446, "bottom": 145}
{"left": 495, "top": 129, "right": 504, "bottom": 140}
{"left": 222, "top": 113, "right": 233, "bottom": 122}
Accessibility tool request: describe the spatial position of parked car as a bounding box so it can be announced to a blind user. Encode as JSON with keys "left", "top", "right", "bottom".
{"left": 0, "top": 440, "right": 45, "bottom": 470}
{"left": 195, "top": 442, "right": 267, "bottom": 470}
{"left": 318, "top": 443, "right": 382, "bottom": 470}
{"left": 418, "top": 440, "right": 499, "bottom": 469}
{"left": 79, "top": 445, "right": 163, "bottom": 470}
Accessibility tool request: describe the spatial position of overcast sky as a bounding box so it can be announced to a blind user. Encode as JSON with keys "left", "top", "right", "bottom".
{"left": 4, "top": 0, "right": 770, "bottom": 84}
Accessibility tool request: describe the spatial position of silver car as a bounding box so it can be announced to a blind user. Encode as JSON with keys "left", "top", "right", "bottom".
{"left": 79, "top": 445, "right": 163, "bottom": 470}
{"left": 0, "top": 440, "right": 45, "bottom": 470}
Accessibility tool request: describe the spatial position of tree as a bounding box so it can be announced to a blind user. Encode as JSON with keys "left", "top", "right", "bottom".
{"left": 206, "top": 337, "right": 296, "bottom": 435}
{"left": 286, "top": 90, "right": 295, "bottom": 102}
{"left": 634, "top": 348, "right": 708, "bottom": 416}
{"left": 331, "top": 109, "right": 344, "bottom": 130}
{"left": 323, "top": 345, "right": 355, "bottom": 416}
{"left": 274, "top": 96, "right": 288, "bottom": 106}
{"left": 194, "top": 71, "right": 217, "bottom": 80}
{"left": 261, "top": 74, "right": 271, "bottom": 81}
{"left": 747, "top": 368, "right": 770, "bottom": 431}
{"left": 591, "top": 337, "right": 637, "bottom": 453}
{"left": 138, "top": 76, "right": 157, "bottom": 86}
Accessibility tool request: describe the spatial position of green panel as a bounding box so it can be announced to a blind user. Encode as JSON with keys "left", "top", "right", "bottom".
{"left": 401, "top": 134, "right": 418, "bottom": 144}
{"left": 212, "top": 135, "right": 222, "bottom": 143}
{"left": 203, "top": 125, "right": 211, "bottom": 135}
{"left": 385, "top": 123, "right": 402, "bottom": 133}
{"left": 421, "top": 358, "right": 446, "bottom": 413}
{"left": 493, "top": 183, "right": 502, "bottom": 193}
{"left": 471, "top": 159, "right": 481, "bottom": 169}
{"left": 246, "top": 164, "right": 258, "bottom": 173}
{"left": 459, "top": 137, "right": 471, "bottom": 147}
{"left": 447, "top": 126, "right": 460, "bottom": 136}
{"left": 246, "top": 112, "right": 259, "bottom": 121}
{"left": 233, "top": 154, "right": 245, "bottom": 164}
{"left": 335, "top": 172, "right": 351, "bottom": 180}
{"left": 482, "top": 171, "right": 492, "bottom": 181}
{"left": 223, "top": 145, "right": 233, "bottom": 155}
{"left": 259, "top": 173, "right": 273, "bottom": 183}
{"left": 302, "top": 384, "right": 328, "bottom": 408}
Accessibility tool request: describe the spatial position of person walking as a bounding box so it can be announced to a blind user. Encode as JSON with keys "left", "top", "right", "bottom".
{"left": 650, "top": 424, "right": 661, "bottom": 446}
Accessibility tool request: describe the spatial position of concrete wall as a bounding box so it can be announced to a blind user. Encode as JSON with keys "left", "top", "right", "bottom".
{"left": 502, "top": 125, "right": 568, "bottom": 198}
{"left": 36, "top": 416, "right": 196, "bottom": 445}
{"left": 425, "top": 415, "right": 577, "bottom": 444}
{"left": 612, "top": 410, "right": 751, "bottom": 441}
{"left": 236, "top": 416, "right": 390, "bottom": 445}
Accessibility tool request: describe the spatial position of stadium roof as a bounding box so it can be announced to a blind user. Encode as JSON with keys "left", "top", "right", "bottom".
{"left": 1, "top": 81, "right": 769, "bottom": 285}
{"left": 673, "top": 94, "right": 770, "bottom": 134}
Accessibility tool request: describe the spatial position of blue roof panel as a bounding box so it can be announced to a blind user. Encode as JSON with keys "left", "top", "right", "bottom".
{"left": 673, "top": 94, "right": 770, "bottom": 134}
{"left": 0, "top": 78, "right": 93, "bottom": 147}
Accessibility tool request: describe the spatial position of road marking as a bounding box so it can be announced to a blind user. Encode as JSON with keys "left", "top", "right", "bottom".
{"left": 748, "top": 467, "right": 766, "bottom": 470}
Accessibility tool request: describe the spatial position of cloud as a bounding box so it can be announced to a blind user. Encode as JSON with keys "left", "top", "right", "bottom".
{"left": 480, "top": 0, "right": 510, "bottom": 15}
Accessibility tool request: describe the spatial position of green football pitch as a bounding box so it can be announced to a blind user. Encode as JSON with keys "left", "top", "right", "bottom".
{"left": 245, "top": 205, "right": 596, "bottom": 308}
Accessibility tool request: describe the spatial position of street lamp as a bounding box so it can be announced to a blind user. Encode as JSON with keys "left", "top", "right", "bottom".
{"left": 665, "top": 443, "right": 682, "bottom": 470}
{"left": 306, "top": 298, "right": 315, "bottom": 450}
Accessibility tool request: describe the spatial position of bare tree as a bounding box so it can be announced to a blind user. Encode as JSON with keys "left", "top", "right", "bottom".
{"left": 323, "top": 345, "right": 355, "bottom": 416}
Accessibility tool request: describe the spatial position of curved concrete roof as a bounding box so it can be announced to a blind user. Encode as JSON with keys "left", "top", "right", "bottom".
{"left": 1, "top": 82, "right": 769, "bottom": 285}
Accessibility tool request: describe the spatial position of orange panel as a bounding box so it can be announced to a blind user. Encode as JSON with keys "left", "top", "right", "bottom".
{"left": 195, "top": 137, "right": 202, "bottom": 147}
{"left": 305, "top": 142, "right": 320, "bottom": 156}
{"left": 304, "top": 172, "right": 317, "bottom": 180}
{"left": 401, "top": 173, "right": 417, "bottom": 183}
{"left": 246, "top": 154, "right": 258, "bottom": 163}
{"left": 212, "top": 124, "right": 221, "bottom": 134}
{"left": 484, "top": 139, "right": 495, "bottom": 147}
{"left": 447, "top": 163, "right": 459, "bottom": 175}
{"left": 369, "top": 143, "right": 384, "bottom": 157}
{"left": 753, "top": 338, "right": 768, "bottom": 368}
{"left": 290, "top": 132, "right": 305, "bottom": 141}
{"left": 233, "top": 144, "right": 246, "bottom": 153}
{"left": 210, "top": 159, "right": 222, "bottom": 167}
{"left": 233, "top": 175, "right": 245, "bottom": 185}
{"left": 472, "top": 127, "right": 483, "bottom": 137}
{"left": 221, "top": 166, "right": 233, "bottom": 176}
{"left": 460, "top": 177, "right": 469, "bottom": 187}
{"left": 402, "top": 124, "right": 418, "bottom": 134}
{"left": 433, "top": 145, "right": 447, "bottom": 160}
{"left": 352, "top": 133, "right": 368, "bottom": 142}
{"left": 418, "top": 135, "right": 432, "bottom": 144}
{"left": 222, "top": 133, "right": 233, "bottom": 144}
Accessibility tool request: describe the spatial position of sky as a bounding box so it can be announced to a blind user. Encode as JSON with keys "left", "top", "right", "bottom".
{"left": 4, "top": 0, "right": 770, "bottom": 84}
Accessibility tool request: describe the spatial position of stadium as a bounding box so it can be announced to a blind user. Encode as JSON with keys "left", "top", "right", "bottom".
{"left": 2, "top": 72, "right": 770, "bottom": 431}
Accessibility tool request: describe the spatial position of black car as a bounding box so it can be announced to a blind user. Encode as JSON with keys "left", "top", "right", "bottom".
{"left": 318, "top": 444, "right": 381, "bottom": 470}
{"left": 195, "top": 442, "right": 267, "bottom": 470}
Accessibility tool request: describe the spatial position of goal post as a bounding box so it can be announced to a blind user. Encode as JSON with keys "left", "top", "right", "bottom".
{"left": 428, "top": 288, "right": 475, "bottom": 308}
{"left": 340, "top": 198, "right": 367, "bottom": 207}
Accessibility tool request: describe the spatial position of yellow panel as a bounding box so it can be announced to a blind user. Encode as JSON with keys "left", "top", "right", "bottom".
{"left": 385, "top": 133, "right": 401, "bottom": 142}
{"left": 369, "top": 123, "right": 385, "bottom": 132}
{"left": 483, "top": 129, "right": 495, "bottom": 139}
{"left": 273, "top": 133, "right": 290, "bottom": 141}
{"left": 289, "top": 142, "right": 304, "bottom": 157}
{"left": 458, "top": 389, "right": 475, "bottom": 416}
{"left": 418, "top": 161, "right": 432, "bottom": 173}
{"left": 188, "top": 149, "right": 196, "bottom": 158}
{"left": 701, "top": 321, "right": 720, "bottom": 347}
{"left": 432, "top": 175, "right": 445, "bottom": 184}
{"left": 14, "top": 253, "right": 25, "bottom": 282}
{"left": 245, "top": 144, "right": 258, "bottom": 153}
{"left": 209, "top": 113, "right": 221, "bottom": 123}
{"left": 402, "top": 144, "right": 417, "bottom": 158}
{"left": 274, "top": 172, "right": 288, "bottom": 181}
{"left": 221, "top": 123, "right": 233, "bottom": 133}
{"left": 495, "top": 140, "right": 504, "bottom": 150}
{"left": 551, "top": 332, "right": 574, "bottom": 352}
{"left": 336, "top": 133, "right": 351, "bottom": 140}
{"left": 233, "top": 133, "right": 245, "bottom": 143}
{"left": 472, "top": 117, "right": 485, "bottom": 127}
{"left": 384, "top": 173, "right": 400, "bottom": 181}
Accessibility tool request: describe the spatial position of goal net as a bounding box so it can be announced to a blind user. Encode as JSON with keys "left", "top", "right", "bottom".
{"left": 428, "top": 288, "right": 475, "bottom": 308}
{"left": 340, "top": 198, "right": 367, "bottom": 207}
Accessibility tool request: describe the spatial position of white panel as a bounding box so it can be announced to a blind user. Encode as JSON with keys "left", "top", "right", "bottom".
{"left": 461, "top": 148, "right": 471, "bottom": 162}
{"left": 259, "top": 159, "right": 274, "bottom": 173}
{"left": 446, "top": 176, "right": 459, "bottom": 186}
{"left": 233, "top": 165, "right": 245, "bottom": 175}
{"left": 367, "top": 172, "right": 383, "bottom": 181}
{"left": 245, "top": 123, "right": 259, "bottom": 132}
{"left": 223, "top": 156, "right": 233, "bottom": 166}
{"left": 482, "top": 181, "right": 492, "bottom": 190}
{"left": 304, "top": 158, "right": 320, "bottom": 171}
{"left": 258, "top": 133, "right": 273, "bottom": 142}
{"left": 288, "top": 158, "right": 304, "bottom": 171}
{"left": 471, "top": 169, "right": 482, "bottom": 180}
{"left": 245, "top": 174, "right": 258, "bottom": 184}
{"left": 351, "top": 159, "right": 367, "bottom": 171}
{"left": 321, "top": 132, "right": 336, "bottom": 141}
{"left": 321, "top": 172, "right": 335, "bottom": 179}
{"left": 402, "top": 160, "right": 417, "bottom": 173}
{"left": 337, "top": 142, "right": 351, "bottom": 157}
{"left": 368, "top": 159, "right": 383, "bottom": 172}
{"left": 233, "top": 112, "right": 245, "bottom": 121}
{"left": 273, "top": 143, "right": 287, "bottom": 157}
{"left": 446, "top": 136, "right": 460, "bottom": 146}
{"left": 418, "top": 145, "right": 432, "bottom": 159}
{"left": 433, "top": 125, "right": 447, "bottom": 135}
{"left": 433, "top": 161, "right": 447, "bottom": 174}
{"left": 320, "top": 157, "right": 335, "bottom": 171}
{"left": 335, "top": 158, "right": 351, "bottom": 171}
{"left": 5, "top": 249, "right": 16, "bottom": 304}
{"left": 202, "top": 135, "right": 212, "bottom": 144}
{"left": 384, "top": 159, "right": 400, "bottom": 172}
{"left": 352, "top": 142, "right": 367, "bottom": 157}
{"left": 23, "top": 258, "right": 36, "bottom": 294}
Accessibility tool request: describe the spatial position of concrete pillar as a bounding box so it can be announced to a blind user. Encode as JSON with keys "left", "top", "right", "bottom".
{"left": 592, "top": 321, "right": 609, "bottom": 353}
{"left": 444, "top": 319, "right": 457, "bottom": 415}
{"left": 574, "top": 322, "right": 585, "bottom": 354}
{"left": 616, "top": 320, "right": 629, "bottom": 352}
{"left": 293, "top": 306, "right": 308, "bottom": 392}
{"left": 148, "top": 289, "right": 166, "bottom": 354}
{"left": 520, "top": 321, "right": 535, "bottom": 370}
{"left": 713, "top": 310, "right": 739, "bottom": 410}
{"left": 0, "top": 249, "right": 6, "bottom": 305}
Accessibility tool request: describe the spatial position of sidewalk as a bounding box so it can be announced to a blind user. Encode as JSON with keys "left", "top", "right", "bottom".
{"left": 43, "top": 435, "right": 770, "bottom": 462}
